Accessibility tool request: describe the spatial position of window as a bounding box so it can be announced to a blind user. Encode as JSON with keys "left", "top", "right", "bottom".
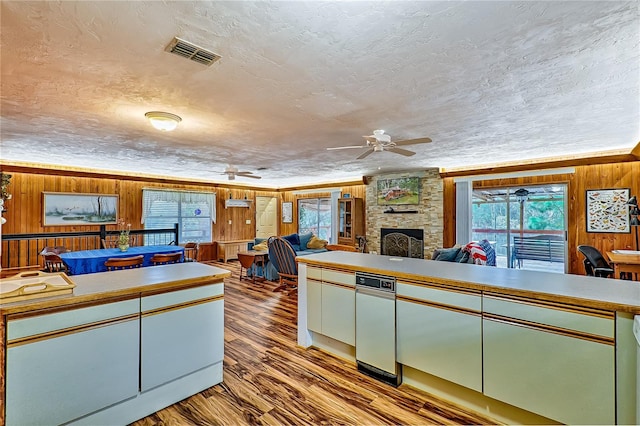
{"left": 298, "top": 198, "right": 332, "bottom": 242}
{"left": 471, "top": 184, "right": 566, "bottom": 272}
{"left": 142, "top": 189, "right": 215, "bottom": 244}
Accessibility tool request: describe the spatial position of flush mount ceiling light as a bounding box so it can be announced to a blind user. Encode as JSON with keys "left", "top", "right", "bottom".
{"left": 145, "top": 111, "right": 182, "bottom": 132}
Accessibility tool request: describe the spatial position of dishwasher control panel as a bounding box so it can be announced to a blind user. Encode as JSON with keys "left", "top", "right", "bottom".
{"left": 355, "top": 272, "right": 396, "bottom": 293}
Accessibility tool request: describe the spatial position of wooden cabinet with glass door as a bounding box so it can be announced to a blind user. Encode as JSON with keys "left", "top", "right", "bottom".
{"left": 337, "top": 198, "right": 364, "bottom": 247}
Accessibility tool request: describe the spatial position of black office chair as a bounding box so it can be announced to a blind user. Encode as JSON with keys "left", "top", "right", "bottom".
{"left": 577, "top": 245, "right": 614, "bottom": 278}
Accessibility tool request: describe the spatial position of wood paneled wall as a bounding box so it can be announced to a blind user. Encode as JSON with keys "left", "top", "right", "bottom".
{"left": 0, "top": 169, "right": 365, "bottom": 244}
{"left": 443, "top": 161, "right": 640, "bottom": 275}
{"left": 5, "top": 162, "right": 639, "bottom": 276}
{"left": 0, "top": 171, "right": 263, "bottom": 241}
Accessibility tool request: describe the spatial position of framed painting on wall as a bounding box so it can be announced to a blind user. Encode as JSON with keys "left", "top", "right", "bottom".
{"left": 586, "top": 188, "right": 630, "bottom": 233}
{"left": 282, "top": 202, "right": 293, "bottom": 223}
{"left": 43, "top": 192, "right": 118, "bottom": 226}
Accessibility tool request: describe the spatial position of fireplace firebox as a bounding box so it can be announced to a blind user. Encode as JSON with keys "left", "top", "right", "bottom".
{"left": 380, "top": 228, "right": 424, "bottom": 259}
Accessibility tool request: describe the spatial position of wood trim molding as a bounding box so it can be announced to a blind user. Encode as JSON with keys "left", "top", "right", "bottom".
{"left": 0, "top": 161, "right": 364, "bottom": 192}
{"left": 438, "top": 151, "right": 636, "bottom": 178}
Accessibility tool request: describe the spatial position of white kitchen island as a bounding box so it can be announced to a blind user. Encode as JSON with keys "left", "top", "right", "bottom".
{"left": 297, "top": 251, "right": 640, "bottom": 425}
{"left": 0, "top": 262, "right": 231, "bottom": 426}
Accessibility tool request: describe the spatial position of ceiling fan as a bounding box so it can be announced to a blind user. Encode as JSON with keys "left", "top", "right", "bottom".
{"left": 220, "top": 165, "right": 262, "bottom": 180}
{"left": 327, "top": 129, "right": 432, "bottom": 160}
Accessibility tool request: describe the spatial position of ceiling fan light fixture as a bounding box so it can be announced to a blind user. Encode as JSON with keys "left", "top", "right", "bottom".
{"left": 145, "top": 111, "right": 182, "bottom": 132}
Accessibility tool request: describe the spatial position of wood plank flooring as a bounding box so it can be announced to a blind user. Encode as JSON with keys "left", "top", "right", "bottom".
{"left": 131, "top": 260, "right": 499, "bottom": 425}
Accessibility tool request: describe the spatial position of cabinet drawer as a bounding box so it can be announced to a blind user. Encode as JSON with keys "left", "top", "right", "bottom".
{"left": 322, "top": 269, "right": 354, "bottom": 286}
{"left": 8, "top": 299, "right": 139, "bottom": 341}
{"left": 483, "top": 294, "right": 614, "bottom": 338}
{"left": 142, "top": 284, "right": 222, "bottom": 312}
{"left": 307, "top": 266, "right": 322, "bottom": 280}
{"left": 397, "top": 282, "right": 480, "bottom": 311}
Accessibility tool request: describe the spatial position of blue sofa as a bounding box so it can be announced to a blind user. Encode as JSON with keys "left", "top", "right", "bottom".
{"left": 247, "top": 232, "right": 328, "bottom": 281}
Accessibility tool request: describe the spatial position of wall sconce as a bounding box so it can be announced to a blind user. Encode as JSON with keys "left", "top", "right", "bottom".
{"left": 145, "top": 111, "right": 182, "bottom": 132}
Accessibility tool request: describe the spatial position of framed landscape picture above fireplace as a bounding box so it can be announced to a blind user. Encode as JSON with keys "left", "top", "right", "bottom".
{"left": 377, "top": 177, "right": 420, "bottom": 205}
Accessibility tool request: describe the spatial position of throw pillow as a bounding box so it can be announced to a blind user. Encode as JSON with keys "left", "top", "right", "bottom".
{"left": 298, "top": 232, "right": 314, "bottom": 250}
{"left": 253, "top": 241, "right": 268, "bottom": 251}
{"left": 282, "top": 233, "right": 301, "bottom": 251}
{"left": 307, "top": 235, "right": 328, "bottom": 249}
{"left": 434, "top": 247, "right": 461, "bottom": 262}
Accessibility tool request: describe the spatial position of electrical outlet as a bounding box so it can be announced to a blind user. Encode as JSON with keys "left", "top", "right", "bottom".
{"left": 228, "top": 220, "right": 232, "bottom": 225}
{"left": 246, "top": 219, "right": 251, "bottom": 224}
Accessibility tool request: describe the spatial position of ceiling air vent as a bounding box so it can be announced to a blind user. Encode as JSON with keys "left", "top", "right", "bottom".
{"left": 165, "top": 37, "right": 221, "bottom": 67}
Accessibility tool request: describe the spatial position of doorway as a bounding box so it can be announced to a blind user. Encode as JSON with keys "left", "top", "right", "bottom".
{"left": 298, "top": 198, "right": 332, "bottom": 242}
{"left": 472, "top": 184, "right": 567, "bottom": 273}
{"left": 255, "top": 196, "right": 277, "bottom": 239}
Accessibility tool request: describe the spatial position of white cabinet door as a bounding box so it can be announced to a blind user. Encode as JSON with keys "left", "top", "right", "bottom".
{"left": 307, "top": 278, "right": 322, "bottom": 333}
{"left": 396, "top": 299, "right": 482, "bottom": 392}
{"left": 321, "top": 283, "right": 355, "bottom": 345}
{"left": 355, "top": 290, "right": 395, "bottom": 373}
{"left": 6, "top": 300, "right": 139, "bottom": 426}
{"left": 141, "top": 284, "right": 224, "bottom": 391}
{"left": 483, "top": 318, "right": 615, "bottom": 425}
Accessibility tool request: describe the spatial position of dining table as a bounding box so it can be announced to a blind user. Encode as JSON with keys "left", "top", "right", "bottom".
{"left": 606, "top": 250, "right": 640, "bottom": 280}
{"left": 238, "top": 250, "right": 269, "bottom": 282}
{"left": 60, "top": 245, "right": 185, "bottom": 275}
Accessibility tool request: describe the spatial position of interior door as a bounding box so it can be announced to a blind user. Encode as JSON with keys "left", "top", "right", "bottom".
{"left": 256, "top": 196, "right": 277, "bottom": 239}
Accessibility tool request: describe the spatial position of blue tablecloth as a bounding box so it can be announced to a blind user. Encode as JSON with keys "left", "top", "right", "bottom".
{"left": 60, "top": 245, "right": 185, "bottom": 275}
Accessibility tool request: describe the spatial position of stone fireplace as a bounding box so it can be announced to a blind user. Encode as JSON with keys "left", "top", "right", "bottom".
{"left": 381, "top": 228, "right": 424, "bottom": 258}
{"left": 365, "top": 170, "right": 443, "bottom": 258}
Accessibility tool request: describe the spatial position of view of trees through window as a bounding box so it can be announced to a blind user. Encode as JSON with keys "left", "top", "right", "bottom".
{"left": 298, "top": 198, "right": 332, "bottom": 242}
{"left": 472, "top": 185, "right": 566, "bottom": 269}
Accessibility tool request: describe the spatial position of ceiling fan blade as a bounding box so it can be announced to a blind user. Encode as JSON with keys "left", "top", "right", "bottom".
{"left": 356, "top": 148, "right": 375, "bottom": 160}
{"left": 387, "top": 147, "right": 416, "bottom": 157}
{"left": 327, "top": 145, "right": 368, "bottom": 150}
{"left": 237, "top": 173, "right": 262, "bottom": 179}
{"left": 394, "top": 137, "right": 432, "bottom": 146}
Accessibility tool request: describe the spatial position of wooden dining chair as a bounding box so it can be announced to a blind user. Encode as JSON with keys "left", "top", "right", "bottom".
{"left": 104, "top": 255, "right": 144, "bottom": 270}
{"left": 42, "top": 253, "right": 69, "bottom": 273}
{"left": 40, "top": 246, "right": 70, "bottom": 255}
{"left": 150, "top": 252, "right": 183, "bottom": 265}
{"left": 183, "top": 242, "right": 199, "bottom": 262}
{"left": 101, "top": 236, "right": 117, "bottom": 249}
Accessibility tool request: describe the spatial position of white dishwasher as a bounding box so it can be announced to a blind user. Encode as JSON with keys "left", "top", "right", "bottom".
{"left": 355, "top": 272, "right": 401, "bottom": 386}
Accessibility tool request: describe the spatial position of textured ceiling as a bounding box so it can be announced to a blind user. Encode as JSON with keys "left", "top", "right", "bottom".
{"left": 1, "top": 1, "right": 638, "bottom": 187}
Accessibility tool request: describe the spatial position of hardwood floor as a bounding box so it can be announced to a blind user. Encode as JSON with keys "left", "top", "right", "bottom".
{"left": 131, "top": 260, "right": 498, "bottom": 426}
